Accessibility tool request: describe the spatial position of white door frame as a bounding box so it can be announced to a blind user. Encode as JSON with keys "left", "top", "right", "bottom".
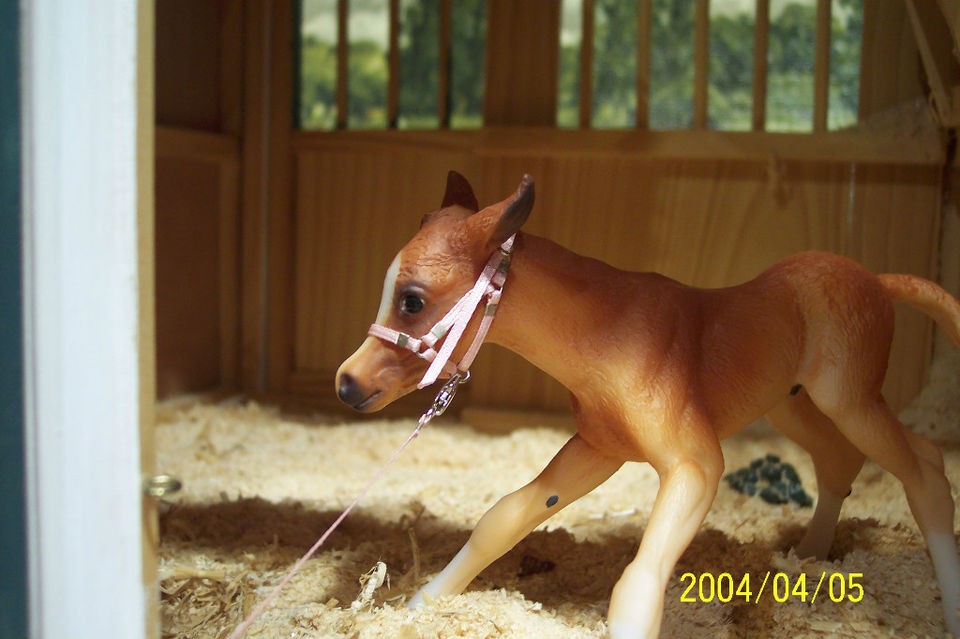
{"left": 20, "top": 1, "right": 154, "bottom": 637}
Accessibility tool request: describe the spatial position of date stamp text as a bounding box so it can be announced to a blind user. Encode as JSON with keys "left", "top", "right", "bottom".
{"left": 679, "top": 571, "right": 864, "bottom": 605}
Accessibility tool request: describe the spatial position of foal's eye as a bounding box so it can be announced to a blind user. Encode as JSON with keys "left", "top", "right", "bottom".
{"left": 400, "top": 294, "right": 425, "bottom": 315}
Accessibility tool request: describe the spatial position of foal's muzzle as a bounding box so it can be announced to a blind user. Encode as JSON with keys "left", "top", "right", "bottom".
{"left": 335, "top": 372, "right": 381, "bottom": 411}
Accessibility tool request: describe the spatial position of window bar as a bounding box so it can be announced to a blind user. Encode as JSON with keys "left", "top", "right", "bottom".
{"left": 439, "top": 0, "right": 452, "bottom": 128}
{"left": 636, "top": 0, "right": 651, "bottom": 129}
{"left": 336, "top": 0, "right": 349, "bottom": 129}
{"left": 579, "top": 0, "right": 594, "bottom": 129}
{"left": 693, "top": 0, "right": 710, "bottom": 128}
{"left": 813, "top": 0, "right": 831, "bottom": 131}
{"left": 751, "top": 0, "right": 769, "bottom": 131}
{"left": 388, "top": 0, "right": 400, "bottom": 128}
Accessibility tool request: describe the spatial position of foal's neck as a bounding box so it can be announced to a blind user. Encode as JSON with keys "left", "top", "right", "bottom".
{"left": 488, "top": 233, "right": 632, "bottom": 391}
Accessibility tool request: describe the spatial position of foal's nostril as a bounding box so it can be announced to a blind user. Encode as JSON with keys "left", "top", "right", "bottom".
{"left": 337, "top": 373, "right": 364, "bottom": 406}
{"left": 338, "top": 373, "right": 353, "bottom": 402}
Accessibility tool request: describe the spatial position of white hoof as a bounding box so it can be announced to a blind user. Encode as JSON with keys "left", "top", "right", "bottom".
{"left": 406, "top": 587, "right": 436, "bottom": 609}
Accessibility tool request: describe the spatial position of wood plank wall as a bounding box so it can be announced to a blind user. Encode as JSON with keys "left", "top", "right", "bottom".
{"left": 287, "top": 131, "right": 942, "bottom": 414}
{"left": 155, "top": 0, "right": 242, "bottom": 398}
{"left": 151, "top": 0, "right": 957, "bottom": 421}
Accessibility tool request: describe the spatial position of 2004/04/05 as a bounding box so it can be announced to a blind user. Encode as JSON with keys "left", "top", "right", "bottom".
{"left": 679, "top": 571, "right": 865, "bottom": 604}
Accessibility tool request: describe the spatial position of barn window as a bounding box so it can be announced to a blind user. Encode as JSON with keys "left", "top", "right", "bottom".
{"left": 560, "top": 0, "right": 862, "bottom": 131}
{"left": 298, "top": 0, "right": 485, "bottom": 130}
{"left": 299, "top": 0, "right": 862, "bottom": 132}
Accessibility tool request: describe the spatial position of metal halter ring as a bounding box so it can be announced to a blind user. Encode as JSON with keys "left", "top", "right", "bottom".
{"left": 419, "top": 371, "right": 471, "bottom": 427}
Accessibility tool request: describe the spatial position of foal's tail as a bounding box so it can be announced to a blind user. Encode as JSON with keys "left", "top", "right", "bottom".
{"left": 879, "top": 274, "right": 960, "bottom": 347}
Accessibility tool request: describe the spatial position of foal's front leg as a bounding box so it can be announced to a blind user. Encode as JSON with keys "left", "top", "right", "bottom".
{"left": 409, "top": 434, "right": 622, "bottom": 606}
{"left": 608, "top": 432, "right": 724, "bottom": 639}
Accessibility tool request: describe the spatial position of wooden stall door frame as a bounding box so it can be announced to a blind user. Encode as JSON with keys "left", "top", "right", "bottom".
{"left": 20, "top": 1, "right": 159, "bottom": 638}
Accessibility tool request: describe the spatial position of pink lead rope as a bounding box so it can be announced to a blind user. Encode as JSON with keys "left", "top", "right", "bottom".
{"left": 227, "top": 237, "right": 515, "bottom": 637}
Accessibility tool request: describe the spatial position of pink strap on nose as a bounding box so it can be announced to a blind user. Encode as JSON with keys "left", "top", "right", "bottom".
{"left": 367, "top": 235, "right": 515, "bottom": 390}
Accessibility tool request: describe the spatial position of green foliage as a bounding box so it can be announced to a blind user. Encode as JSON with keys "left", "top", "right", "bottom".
{"left": 557, "top": 41, "right": 580, "bottom": 128}
{"left": 300, "top": 35, "right": 337, "bottom": 129}
{"left": 299, "top": 0, "right": 484, "bottom": 130}
{"left": 766, "top": 1, "right": 815, "bottom": 130}
{"left": 299, "top": 0, "right": 861, "bottom": 131}
{"left": 399, "top": 0, "right": 439, "bottom": 128}
{"left": 829, "top": 0, "right": 862, "bottom": 129}
{"left": 349, "top": 40, "right": 389, "bottom": 128}
{"left": 593, "top": 0, "right": 638, "bottom": 128}
{"left": 450, "top": 0, "right": 486, "bottom": 128}
{"left": 709, "top": 11, "right": 754, "bottom": 130}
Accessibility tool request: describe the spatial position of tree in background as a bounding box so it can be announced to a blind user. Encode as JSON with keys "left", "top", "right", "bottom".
{"left": 450, "top": 0, "right": 485, "bottom": 127}
{"left": 593, "top": 0, "right": 638, "bottom": 128}
{"left": 399, "top": 0, "right": 439, "bottom": 127}
{"left": 300, "top": 0, "right": 484, "bottom": 130}
{"left": 301, "top": 0, "right": 860, "bottom": 131}
{"left": 300, "top": 35, "right": 337, "bottom": 129}
{"left": 709, "top": 8, "right": 755, "bottom": 130}
{"left": 829, "top": 0, "right": 862, "bottom": 129}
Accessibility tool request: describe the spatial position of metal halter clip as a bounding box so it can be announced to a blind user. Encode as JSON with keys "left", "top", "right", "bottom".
{"left": 418, "top": 371, "right": 471, "bottom": 427}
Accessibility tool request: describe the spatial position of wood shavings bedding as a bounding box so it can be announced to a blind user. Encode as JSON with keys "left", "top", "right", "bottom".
{"left": 158, "top": 385, "right": 959, "bottom": 638}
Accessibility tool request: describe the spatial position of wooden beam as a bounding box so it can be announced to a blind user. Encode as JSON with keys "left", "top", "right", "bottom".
{"left": 240, "top": 0, "right": 270, "bottom": 392}
{"left": 905, "top": 0, "right": 960, "bottom": 127}
{"left": 220, "top": 0, "right": 243, "bottom": 134}
{"left": 813, "top": 0, "right": 831, "bottom": 132}
{"left": 694, "top": 0, "right": 710, "bottom": 129}
{"left": 937, "top": 0, "right": 960, "bottom": 63}
{"left": 155, "top": 125, "right": 239, "bottom": 160}
{"left": 388, "top": 0, "right": 400, "bottom": 128}
{"left": 752, "top": 0, "right": 769, "bottom": 131}
{"left": 636, "top": 0, "right": 651, "bottom": 129}
{"left": 266, "top": 0, "right": 296, "bottom": 392}
{"left": 580, "top": 0, "right": 594, "bottom": 128}
{"left": 292, "top": 127, "right": 943, "bottom": 165}
{"left": 218, "top": 156, "right": 241, "bottom": 392}
{"left": 336, "top": 0, "right": 349, "bottom": 129}
{"left": 439, "top": 0, "right": 452, "bottom": 127}
{"left": 484, "top": 0, "right": 561, "bottom": 126}
{"left": 858, "top": 1, "right": 919, "bottom": 120}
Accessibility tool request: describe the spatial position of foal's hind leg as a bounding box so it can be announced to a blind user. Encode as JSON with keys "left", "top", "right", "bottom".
{"left": 807, "top": 386, "right": 960, "bottom": 635}
{"left": 766, "top": 392, "right": 864, "bottom": 559}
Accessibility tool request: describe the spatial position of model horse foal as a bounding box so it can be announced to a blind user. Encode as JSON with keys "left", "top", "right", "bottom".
{"left": 336, "top": 172, "right": 960, "bottom": 638}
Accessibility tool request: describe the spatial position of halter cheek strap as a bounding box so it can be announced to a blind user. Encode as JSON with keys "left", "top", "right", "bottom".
{"left": 367, "top": 234, "right": 515, "bottom": 389}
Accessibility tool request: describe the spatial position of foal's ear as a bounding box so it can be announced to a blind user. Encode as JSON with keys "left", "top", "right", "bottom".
{"left": 441, "top": 170, "right": 479, "bottom": 212}
{"left": 485, "top": 174, "right": 535, "bottom": 249}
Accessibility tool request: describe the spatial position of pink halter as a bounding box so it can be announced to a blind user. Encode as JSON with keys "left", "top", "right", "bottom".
{"left": 367, "top": 234, "right": 516, "bottom": 389}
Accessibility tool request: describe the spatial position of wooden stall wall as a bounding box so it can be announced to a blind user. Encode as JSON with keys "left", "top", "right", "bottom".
{"left": 152, "top": 1, "right": 958, "bottom": 420}
{"left": 259, "top": 0, "right": 956, "bottom": 417}
{"left": 155, "top": 0, "right": 243, "bottom": 398}
{"left": 287, "top": 132, "right": 942, "bottom": 415}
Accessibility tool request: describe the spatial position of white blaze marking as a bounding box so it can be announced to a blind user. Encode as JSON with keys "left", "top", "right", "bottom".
{"left": 376, "top": 252, "right": 402, "bottom": 324}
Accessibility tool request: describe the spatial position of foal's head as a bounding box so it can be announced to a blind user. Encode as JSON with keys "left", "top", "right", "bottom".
{"left": 336, "top": 172, "right": 534, "bottom": 412}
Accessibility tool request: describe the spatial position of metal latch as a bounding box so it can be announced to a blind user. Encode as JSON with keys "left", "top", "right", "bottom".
{"left": 142, "top": 474, "right": 183, "bottom": 499}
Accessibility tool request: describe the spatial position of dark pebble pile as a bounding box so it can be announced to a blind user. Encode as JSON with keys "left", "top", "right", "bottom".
{"left": 724, "top": 454, "right": 813, "bottom": 508}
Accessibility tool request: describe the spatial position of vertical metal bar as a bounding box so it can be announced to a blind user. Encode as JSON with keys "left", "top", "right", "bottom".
{"left": 813, "top": 0, "right": 831, "bottom": 131}
{"left": 636, "top": 0, "right": 651, "bottom": 129}
{"left": 388, "top": 0, "right": 400, "bottom": 128}
{"left": 439, "top": 0, "right": 452, "bottom": 128}
{"left": 336, "top": 0, "right": 349, "bottom": 129}
{"left": 752, "top": 0, "right": 769, "bottom": 131}
{"left": 579, "top": 0, "right": 594, "bottom": 129}
{"left": 693, "top": 0, "right": 710, "bottom": 128}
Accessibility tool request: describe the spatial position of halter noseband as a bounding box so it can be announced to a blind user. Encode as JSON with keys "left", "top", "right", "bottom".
{"left": 367, "top": 234, "right": 516, "bottom": 389}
